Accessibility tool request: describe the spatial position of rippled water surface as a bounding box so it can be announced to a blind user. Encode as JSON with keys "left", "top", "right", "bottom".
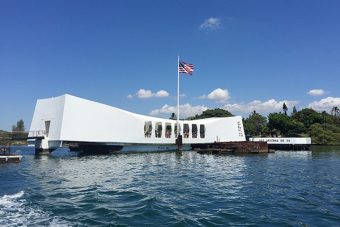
{"left": 1, "top": 146, "right": 340, "bottom": 226}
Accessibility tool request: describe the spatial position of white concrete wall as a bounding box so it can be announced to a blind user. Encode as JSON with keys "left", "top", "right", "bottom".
{"left": 29, "top": 95, "right": 65, "bottom": 140}
{"left": 29, "top": 94, "right": 246, "bottom": 145}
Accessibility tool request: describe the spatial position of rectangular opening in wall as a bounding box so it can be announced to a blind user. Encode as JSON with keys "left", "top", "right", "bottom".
{"left": 165, "top": 123, "right": 172, "bottom": 138}
{"left": 184, "top": 124, "right": 190, "bottom": 138}
{"left": 45, "top": 121, "right": 51, "bottom": 137}
{"left": 155, "top": 122, "right": 162, "bottom": 138}
{"left": 144, "top": 121, "right": 152, "bottom": 138}
{"left": 200, "top": 124, "right": 205, "bottom": 138}
{"left": 192, "top": 124, "right": 197, "bottom": 138}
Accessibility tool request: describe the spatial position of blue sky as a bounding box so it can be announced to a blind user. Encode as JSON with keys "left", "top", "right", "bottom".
{"left": 1, "top": 0, "right": 340, "bottom": 130}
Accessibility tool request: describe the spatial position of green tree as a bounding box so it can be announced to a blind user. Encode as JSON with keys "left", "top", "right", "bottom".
{"left": 169, "top": 113, "right": 177, "bottom": 120}
{"left": 243, "top": 111, "right": 268, "bottom": 136}
{"left": 283, "top": 102, "right": 288, "bottom": 115}
{"left": 188, "top": 108, "right": 233, "bottom": 120}
{"left": 320, "top": 111, "right": 334, "bottom": 124}
{"left": 292, "top": 106, "right": 297, "bottom": 115}
{"left": 268, "top": 113, "right": 304, "bottom": 136}
{"left": 292, "top": 108, "right": 325, "bottom": 128}
{"left": 286, "top": 119, "right": 305, "bottom": 136}
{"left": 267, "top": 113, "right": 283, "bottom": 136}
{"left": 12, "top": 119, "right": 25, "bottom": 132}
{"left": 309, "top": 123, "right": 340, "bottom": 145}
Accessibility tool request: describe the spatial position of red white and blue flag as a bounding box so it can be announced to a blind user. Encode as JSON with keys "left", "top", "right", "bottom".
{"left": 178, "top": 61, "right": 194, "bottom": 75}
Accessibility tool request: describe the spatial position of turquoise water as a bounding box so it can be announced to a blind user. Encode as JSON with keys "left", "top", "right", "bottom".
{"left": 1, "top": 146, "right": 340, "bottom": 226}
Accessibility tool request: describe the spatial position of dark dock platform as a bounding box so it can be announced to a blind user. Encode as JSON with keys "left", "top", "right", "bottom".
{"left": 0, "top": 146, "right": 22, "bottom": 163}
{"left": 192, "top": 141, "right": 269, "bottom": 154}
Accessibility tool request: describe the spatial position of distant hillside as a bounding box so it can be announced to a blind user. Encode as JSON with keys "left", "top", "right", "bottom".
{"left": 0, "top": 130, "right": 10, "bottom": 138}
{"left": 0, "top": 130, "right": 11, "bottom": 146}
{"left": 0, "top": 130, "right": 27, "bottom": 146}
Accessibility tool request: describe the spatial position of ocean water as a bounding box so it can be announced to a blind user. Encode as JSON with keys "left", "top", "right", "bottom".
{"left": 1, "top": 146, "right": 340, "bottom": 226}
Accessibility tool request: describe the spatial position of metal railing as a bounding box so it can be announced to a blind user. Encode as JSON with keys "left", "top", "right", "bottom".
{"left": 27, "top": 130, "right": 46, "bottom": 138}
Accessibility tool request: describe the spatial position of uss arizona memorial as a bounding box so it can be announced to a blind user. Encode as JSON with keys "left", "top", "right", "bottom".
{"left": 29, "top": 94, "right": 246, "bottom": 153}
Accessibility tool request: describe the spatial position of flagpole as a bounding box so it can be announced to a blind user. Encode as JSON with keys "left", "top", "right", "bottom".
{"left": 177, "top": 56, "right": 180, "bottom": 138}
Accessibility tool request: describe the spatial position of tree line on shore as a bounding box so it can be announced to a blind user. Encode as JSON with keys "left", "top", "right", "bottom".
{"left": 187, "top": 105, "right": 340, "bottom": 145}
{"left": 0, "top": 120, "right": 27, "bottom": 145}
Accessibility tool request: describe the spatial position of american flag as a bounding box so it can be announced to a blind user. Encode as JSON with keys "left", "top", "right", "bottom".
{"left": 178, "top": 61, "right": 194, "bottom": 75}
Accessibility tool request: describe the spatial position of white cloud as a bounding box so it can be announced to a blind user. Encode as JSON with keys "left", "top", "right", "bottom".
{"left": 200, "top": 17, "right": 221, "bottom": 30}
{"left": 308, "top": 89, "right": 325, "bottom": 96}
{"left": 127, "top": 94, "right": 133, "bottom": 99}
{"left": 135, "top": 89, "right": 170, "bottom": 99}
{"left": 223, "top": 99, "right": 299, "bottom": 114}
{"left": 208, "top": 88, "right": 230, "bottom": 101}
{"left": 221, "top": 103, "right": 244, "bottom": 112}
{"left": 136, "top": 89, "right": 153, "bottom": 98}
{"left": 155, "top": 90, "right": 169, "bottom": 98}
{"left": 200, "top": 88, "right": 230, "bottom": 102}
{"left": 150, "top": 103, "right": 208, "bottom": 118}
{"left": 308, "top": 97, "right": 340, "bottom": 111}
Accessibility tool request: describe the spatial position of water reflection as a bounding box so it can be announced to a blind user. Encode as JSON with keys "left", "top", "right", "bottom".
{"left": 311, "top": 145, "right": 340, "bottom": 153}
{"left": 26, "top": 151, "right": 249, "bottom": 219}
{"left": 270, "top": 150, "right": 312, "bottom": 159}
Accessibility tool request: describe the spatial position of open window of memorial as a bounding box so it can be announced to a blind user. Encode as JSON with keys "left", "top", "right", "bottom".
{"left": 174, "top": 123, "right": 181, "bottom": 136}
{"left": 165, "top": 123, "right": 172, "bottom": 138}
{"left": 45, "top": 121, "right": 51, "bottom": 137}
{"left": 192, "top": 124, "right": 197, "bottom": 138}
{"left": 200, "top": 124, "right": 205, "bottom": 138}
{"left": 144, "top": 121, "right": 152, "bottom": 138}
{"left": 155, "top": 122, "right": 163, "bottom": 138}
{"left": 183, "top": 124, "right": 190, "bottom": 138}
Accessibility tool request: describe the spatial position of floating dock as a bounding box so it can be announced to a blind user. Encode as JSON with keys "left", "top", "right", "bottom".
{"left": 0, "top": 155, "right": 22, "bottom": 163}
{"left": 0, "top": 146, "right": 22, "bottom": 163}
{"left": 192, "top": 141, "right": 269, "bottom": 154}
{"left": 249, "top": 137, "right": 311, "bottom": 151}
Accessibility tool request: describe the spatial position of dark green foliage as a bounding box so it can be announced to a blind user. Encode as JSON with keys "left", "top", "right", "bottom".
{"left": 271, "top": 108, "right": 340, "bottom": 143}
{"left": 187, "top": 108, "right": 233, "bottom": 120}
{"left": 12, "top": 119, "right": 25, "bottom": 132}
{"left": 309, "top": 123, "right": 340, "bottom": 145}
{"left": 268, "top": 113, "right": 304, "bottom": 137}
{"left": 292, "top": 106, "right": 297, "bottom": 115}
{"left": 286, "top": 119, "right": 305, "bottom": 137}
{"left": 243, "top": 111, "right": 268, "bottom": 136}
{"left": 320, "top": 111, "right": 335, "bottom": 124}
{"left": 292, "top": 108, "right": 325, "bottom": 128}
{"left": 0, "top": 130, "right": 11, "bottom": 145}
{"left": 0, "top": 129, "right": 28, "bottom": 145}
{"left": 169, "top": 113, "right": 177, "bottom": 120}
{"left": 283, "top": 103, "right": 288, "bottom": 115}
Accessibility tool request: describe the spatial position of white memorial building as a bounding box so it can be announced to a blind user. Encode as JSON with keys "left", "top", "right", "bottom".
{"left": 29, "top": 94, "right": 246, "bottom": 153}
